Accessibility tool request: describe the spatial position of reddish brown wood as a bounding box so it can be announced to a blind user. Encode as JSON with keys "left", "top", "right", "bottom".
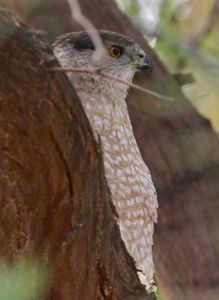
{"left": 0, "top": 9, "right": 154, "bottom": 300}
{"left": 1, "top": 1, "right": 219, "bottom": 299}
{"left": 13, "top": 0, "right": 219, "bottom": 299}
{"left": 42, "top": 1, "right": 219, "bottom": 298}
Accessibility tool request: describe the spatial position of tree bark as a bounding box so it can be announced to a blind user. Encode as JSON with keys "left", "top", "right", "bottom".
{"left": 1, "top": 1, "right": 219, "bottom": 299}
{"left": 0, "top": 8, "right": 154, "bottom": 300}
{"left": 68, "top": 3, "right": 219, "bottom": 298}
{"left": 7, "top": 1, "right": 219, "bottom": 299}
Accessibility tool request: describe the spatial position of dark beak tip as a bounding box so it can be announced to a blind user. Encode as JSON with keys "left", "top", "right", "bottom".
{"left": 141, "top": 57, "right": 153, "bottom": 71}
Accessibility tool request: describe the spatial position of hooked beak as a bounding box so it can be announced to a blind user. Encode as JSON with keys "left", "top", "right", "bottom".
{"left": 138, "top": 56, "right": 153, "bottom": 71}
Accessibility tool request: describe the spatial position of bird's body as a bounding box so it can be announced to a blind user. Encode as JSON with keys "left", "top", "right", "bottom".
{"left": 53, "top": 31, "right": 158, "bottom": 289}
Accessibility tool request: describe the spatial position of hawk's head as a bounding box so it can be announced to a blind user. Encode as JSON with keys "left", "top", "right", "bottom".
{"left": 53, "top": 30, "right": 152, "bottom": 82}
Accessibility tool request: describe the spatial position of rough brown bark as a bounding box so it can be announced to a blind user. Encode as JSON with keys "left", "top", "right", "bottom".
{"left": 7, "top": 1, "right": 219, "bottom": 299}
{"left": 1, "top": 1, "right": 219, "bottom": 299}
{"left": 0, "top": 8, "right": 154, "bottom": 300}
{"left": 79, "top": 2, "right": 219, "bottom": 299}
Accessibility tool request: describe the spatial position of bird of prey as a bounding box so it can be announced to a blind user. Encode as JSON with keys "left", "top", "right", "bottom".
{"left": 53, "top": 30, "right": 158, "bottom": 290}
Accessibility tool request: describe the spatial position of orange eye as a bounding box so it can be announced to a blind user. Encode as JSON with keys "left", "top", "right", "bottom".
{"left": 109, "top": 46, "right": 123, "bottom": 58}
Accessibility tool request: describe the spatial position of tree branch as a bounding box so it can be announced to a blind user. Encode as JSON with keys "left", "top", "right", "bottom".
{"left": 66, "top": 0, "right": 105, "bottom": 62}
{"left": 0, "top": 7, "right": 154, "bottom": 300}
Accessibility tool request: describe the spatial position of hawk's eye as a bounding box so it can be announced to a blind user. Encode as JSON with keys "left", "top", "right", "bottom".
{"left": 109, "top": 46, "right": 123, "bottom": 58}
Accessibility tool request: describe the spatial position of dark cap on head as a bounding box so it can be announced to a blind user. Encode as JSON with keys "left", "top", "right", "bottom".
{"left": 53, "top": 30, "right": 135, "bottom": 52}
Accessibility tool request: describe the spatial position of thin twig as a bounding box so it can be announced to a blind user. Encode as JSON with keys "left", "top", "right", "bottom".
{"left": 67, "top": 0, "right": 105, "bottom": 62}
{"left": 48, "top": 67, "right": 173, "bottom": 101}
{"left": 64, "top": 1, "right": 172, "bottom": 100}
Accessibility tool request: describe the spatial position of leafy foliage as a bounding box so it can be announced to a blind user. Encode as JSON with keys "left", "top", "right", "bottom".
{"left": 0, "top": 259, "right": 48, "bottom": 300}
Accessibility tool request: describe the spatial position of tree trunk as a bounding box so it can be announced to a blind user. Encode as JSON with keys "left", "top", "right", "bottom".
{"left": 0, "top": 8, "right": 154, "bottom": 300}
{"left": 8, "top": 0, "right": 219, "bottom": 299}
{"left": 36, "top": 1, "right": 219, "bottom": 299}
{"left": 1, "top": 1, "right": 219, "bottom": 299}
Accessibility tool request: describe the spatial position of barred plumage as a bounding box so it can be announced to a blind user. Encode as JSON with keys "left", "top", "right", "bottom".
{"left": 53, "top": 30, "right": 158, "bottom": 289}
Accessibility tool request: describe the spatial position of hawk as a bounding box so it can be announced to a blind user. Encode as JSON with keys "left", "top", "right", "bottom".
{"left": 53, "top": 30, "right": 158, "bottom": 290}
